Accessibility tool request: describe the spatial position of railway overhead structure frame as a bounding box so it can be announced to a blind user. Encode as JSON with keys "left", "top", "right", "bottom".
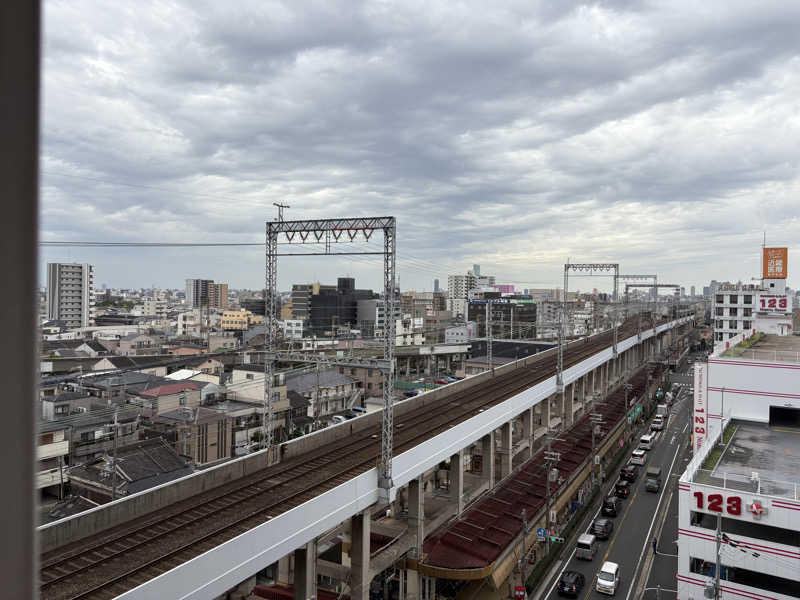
{"left": 265, "top": 216, "right": 398, "bottom": 494}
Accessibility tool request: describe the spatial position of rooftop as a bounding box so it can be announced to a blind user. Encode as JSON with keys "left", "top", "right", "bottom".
{"left": 694, "top": 421, "right": 800, "bottom": 499}
{"left": 724, "top": 333, "right": 800, "bottom": 363}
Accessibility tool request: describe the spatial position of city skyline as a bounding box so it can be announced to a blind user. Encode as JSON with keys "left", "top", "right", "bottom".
{"left": 40, "top": 2, "right": 800, "bottom": 291}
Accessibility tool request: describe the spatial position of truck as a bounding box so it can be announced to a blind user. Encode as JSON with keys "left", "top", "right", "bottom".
{"left": 645, "top": 466, "right": 662, "bottom": 492}
{"left": 656, "top": 404, "right": 669, "bottom": 417}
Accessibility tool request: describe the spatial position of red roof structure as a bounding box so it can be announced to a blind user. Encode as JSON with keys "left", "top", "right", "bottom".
{"left": 138, "top": 381, "right": 201, "bottom": 397}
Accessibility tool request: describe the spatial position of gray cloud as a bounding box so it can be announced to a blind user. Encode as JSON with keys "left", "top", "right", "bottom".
{"left": 40, "top": 0, "right": 800, "bottom": 292}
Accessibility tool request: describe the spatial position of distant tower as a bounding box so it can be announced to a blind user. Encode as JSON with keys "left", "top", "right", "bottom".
{"left": 472, "top": 264, "right": 481, "bottom": 276}
{"left": 434, "top": 278, "right": 440, "bottom": 292}
{"left": 47, "top": 263, "right": 95, "bottom": 328}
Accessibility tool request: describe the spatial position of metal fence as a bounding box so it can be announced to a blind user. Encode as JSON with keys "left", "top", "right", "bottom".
{"left": 723, "top": 349, "right": 800, "bottom": 363}
{"left": 692, "top": 468, "right": 799, "bottom": 500}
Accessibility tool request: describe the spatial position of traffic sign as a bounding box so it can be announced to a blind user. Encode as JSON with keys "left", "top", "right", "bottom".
{"left": 549, "top": 536, "right": 565, "bottom": 544}
{"left": 536, "top": 527, "right": 547, "bottom": 540}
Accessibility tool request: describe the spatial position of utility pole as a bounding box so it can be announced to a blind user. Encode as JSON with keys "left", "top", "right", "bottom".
{"left": 544, "top": 439, "right": 561, "bottom": 555}
{"left": 714, "top": 513, "right": 722, "bottom": 599}
{"left": 623, "top": 383, "right": 633, "bottom": 446}
{"left": 590, "top": 412, "right": 605, "bottom": 486}
{"left": 486, "top": 300, "right": 493, "bottom": 371}
{"left": 520, "top": 508, "right": 528, "bottom": 597}
{"left": 111, "top": 406, "right": 119, "bottom": 500}
{"left": 313, "top": 363, "right": 321, "bottom": 430}
{"left": 273, "top": 202, "right": 290, "bottom": 222}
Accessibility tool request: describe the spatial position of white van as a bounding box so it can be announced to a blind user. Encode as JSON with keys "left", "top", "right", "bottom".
{"left": 639, "top": 433, "right": 655, "bottom": 450}
{"left": 596, "top": 561, "right": 620, "bottom": 595}
{"left": 575, "top": 533, "right": 597, "bottom": 560}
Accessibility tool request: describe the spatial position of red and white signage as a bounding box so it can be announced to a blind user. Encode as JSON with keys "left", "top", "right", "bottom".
{"left": 693, "top": 362, "right": 708, "bottom": 454}
{"left": 756, "top": 293, "right": 792, "bottom": 313}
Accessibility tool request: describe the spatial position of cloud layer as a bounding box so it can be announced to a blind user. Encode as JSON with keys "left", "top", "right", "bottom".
{"left": 41, "top": 1, "right": 800, "bottom": 292}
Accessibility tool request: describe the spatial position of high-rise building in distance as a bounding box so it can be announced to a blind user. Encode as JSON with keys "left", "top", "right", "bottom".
{"left": 186, "top": 279, "right": 228, "bottom": 309}
{"left": 47, "top": 262, "right": 95, "bottom": 328}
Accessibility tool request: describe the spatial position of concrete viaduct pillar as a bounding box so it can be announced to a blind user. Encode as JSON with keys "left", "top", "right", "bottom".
{"left": 522, "top": 407, "right": 533, "bottom": 461}
{"left": 499, "top": 421, "right": 512, "bottom": 480}
{"left": 350, "top": 512, "right": 371, "bottom": 600}
{"left": 294, "top": 540, "right": 317, "bottom": 600}
{"left": 481, "top": 432, "right": 495, "bottom": 488}
{"left": 449, "top": 449, "right": 464, "bottom": 515}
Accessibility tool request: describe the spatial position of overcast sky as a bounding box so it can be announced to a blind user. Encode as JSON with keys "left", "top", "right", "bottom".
{"left": 40, "top": 1, "right": 800, "bottom": 293}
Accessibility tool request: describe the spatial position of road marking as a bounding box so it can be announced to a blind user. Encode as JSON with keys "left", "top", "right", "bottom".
{"left": 681, "top": 424, "right": 687, "bottom": 434}
{"left": 773, "top": 428, "right": 800, "bottom": 435}
{"left": 624, "top": 409, "right": 685, "bottom": 600}
{"left": 670, "top": 435, "right": 676, "bottom": 445}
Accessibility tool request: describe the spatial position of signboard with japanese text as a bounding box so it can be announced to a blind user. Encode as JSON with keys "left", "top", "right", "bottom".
{"left": 693, "top": 361, "right": 708, "bottom": 455}
{"left": 756, "top": 293, "right": 792, "bottom": 313}
{"left": 762, "top": 247, "right": 788, "bottom": 279}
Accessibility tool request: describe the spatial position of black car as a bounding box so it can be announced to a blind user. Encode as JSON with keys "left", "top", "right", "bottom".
{"left": 591, "top": 517, "right": 614, "bottom": 540}
{"left": 615, "top": 480, "right": 631, "bottom": 499}
{"left": 557, "top": 571, "right": 586, "bottom": 597}
{"left": 601, "top": 495, "right": 619, "bottom": 517}
{"left": 619, "top": 464, "right": 638, "bottom": 482}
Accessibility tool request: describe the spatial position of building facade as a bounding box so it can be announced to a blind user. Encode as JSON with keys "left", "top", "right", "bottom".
{"left": 47, "top": 262, "right": 95, "bottom": 328}
{"left": 680, "top": 331, "right": 800, "bottom": 600}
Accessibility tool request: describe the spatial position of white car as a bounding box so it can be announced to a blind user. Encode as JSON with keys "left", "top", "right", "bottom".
{"left": 630, "top": 449, "right": 647, "bottom": 465}
{"left": 596, "top": 561, "right": 620, "bottom": 595}
{"left": 651, "top": 416, "right": 665, "bottom": 431}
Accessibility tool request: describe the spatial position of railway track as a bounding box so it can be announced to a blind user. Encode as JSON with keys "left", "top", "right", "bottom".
{"left": 40, "top": 317, "right": 666, "bottom": 599}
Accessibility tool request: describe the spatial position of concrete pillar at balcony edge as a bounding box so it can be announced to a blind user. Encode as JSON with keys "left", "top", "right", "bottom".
{"left": 294, "top": 540, "right": 317, "bottom": 600}
{"left": 350, "top": 512, "right": 371, "bottom": 600}
{"left": 278, "top": 555, "right": 292, "bottom": 586}
{"left": 449, "top": 449, "right": 464, "bottom": 515}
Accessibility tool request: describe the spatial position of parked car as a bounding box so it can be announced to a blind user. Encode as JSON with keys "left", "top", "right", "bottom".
{"left": 557, "top": 571, "right": 586, "bottom": 597}
{"left": 434, "top": 379, "right": 449, "bottom": 385}
{"left": 591, "top": 518, "right": 614, "bottom": 540}
{"left": 443, "top": 376, "right": 458, "bottom": 383}
{"left": 630, "top": 449, "right": 647, "bottom": 466}
{"left": 601, "top": 496, "right": 619, "bottom": 517}
{"left": 596, "top": 561, "right": 620, "bottom": 595}
{"left": 619, "top": 464, "right": 638, "bottom": 482}
{"left": 614, "top": 480, "right": 631, "bottom": 499}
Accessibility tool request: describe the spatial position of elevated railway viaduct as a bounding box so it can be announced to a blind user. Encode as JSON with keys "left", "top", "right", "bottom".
{"left": 39, "top": 314, "right": 693, "bottom": 600}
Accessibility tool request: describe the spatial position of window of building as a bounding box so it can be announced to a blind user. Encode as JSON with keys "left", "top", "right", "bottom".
{"left": 729, "top": 320, "right": 737, "bottom": 329}
{"left": 54, "top": 404, "right": 69, "bottom": 415}
{"left": 743, "top": 321, "right": 751, "bottom": 329}
{"left": 367, "top": 383, "right": 373, "bottom": 390}
{"left": 716, "top": 320, "right": 723, "bottom": 329}
{"left": 716, "top": 307, "right": 724, "bottom": 316}
{"left": 729, "top": 294, "right": 738, "bottom": 303}
{"left": 716, "top": 295, "right": 724, "bottom": 303}
{"left": 691, "top": 511, "right": 800, "bottom": 547}
{"left": 728, "top": 332, "right": 736, "bottom": 338}
{"left": 729, "top": 307, "right": 738, "bottom": 316}
{"left": 246, "top": 373, "right": 254, "bottom": 380}
{"left": 743, "top": 308, "right": 752, "bottom": 317}
{"left": 689, "top": 555, "right": 800, "bottom": 598}
{"left": 743, "top": 295, "right": 753, "bottom": 304}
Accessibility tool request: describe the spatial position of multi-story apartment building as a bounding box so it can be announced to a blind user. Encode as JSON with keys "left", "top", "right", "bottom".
{"left": 186, "top": 279, "right": 228, "bottom": 309}
{"left": 142, "top": 297, "right": 168, "bottom": 318}
{"left": 712, "top": 283, "right": 759, "bottom": 342}
{"left": 357, "top": 298, "right": 402, "bottom": 338}
{"left": 46, "top": 262, "right": 95, "bottom": 328}
{"left": 219, "top": 309, "right": 263, "bottom": 331}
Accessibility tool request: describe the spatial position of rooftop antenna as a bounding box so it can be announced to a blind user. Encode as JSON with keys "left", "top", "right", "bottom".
{"left": 273, "top": 203, "right": 290, "bottom": 222}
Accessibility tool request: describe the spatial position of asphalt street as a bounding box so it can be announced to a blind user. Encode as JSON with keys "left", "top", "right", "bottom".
{"left": 542, "top": 358, "right": 696, "bottom": 600}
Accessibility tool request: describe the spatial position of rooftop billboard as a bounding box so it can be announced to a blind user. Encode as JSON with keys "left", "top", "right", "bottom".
{"left": 762, "top": 247, "right": 788, "bottom": 279}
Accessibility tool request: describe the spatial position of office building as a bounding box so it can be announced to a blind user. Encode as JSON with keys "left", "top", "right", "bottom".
{"left": 46, "top": 262, "right": 95, "bottom": 328}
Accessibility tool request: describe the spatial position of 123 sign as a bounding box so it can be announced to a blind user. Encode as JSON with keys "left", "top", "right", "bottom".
{"left": 693, "top": 491, "right": 742, "bottom": 516}
{"left": 757, "top": 294, "right": 789, "bottom": 312}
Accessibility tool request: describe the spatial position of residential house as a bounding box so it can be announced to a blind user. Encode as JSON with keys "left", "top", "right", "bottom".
{"left": 154, "top": 407, "right": 232, "bottom": 465}
{"left": 91, "top": 355, "right": 169, "bottom": 377}
{"left": 286, "top": 369, "right": 359, "bottom": 423}
{"left": 117, "top": 332, "right": 160, "bottom": 356}
{"left": 67, "top": 438, "right": 192, "bottom": 503}
{"left": 37, "top": 422, "right": 70, "bottom": 493}
{"left": 129, "top": 382, "right": 203, "bottom": 419}
{"left": 75, "top": 339, "right": 111, "bottom": 357}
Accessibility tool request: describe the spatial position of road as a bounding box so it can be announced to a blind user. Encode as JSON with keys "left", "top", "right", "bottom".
{"left": 542, "top": 359, "right": 695, "bottom": 600}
